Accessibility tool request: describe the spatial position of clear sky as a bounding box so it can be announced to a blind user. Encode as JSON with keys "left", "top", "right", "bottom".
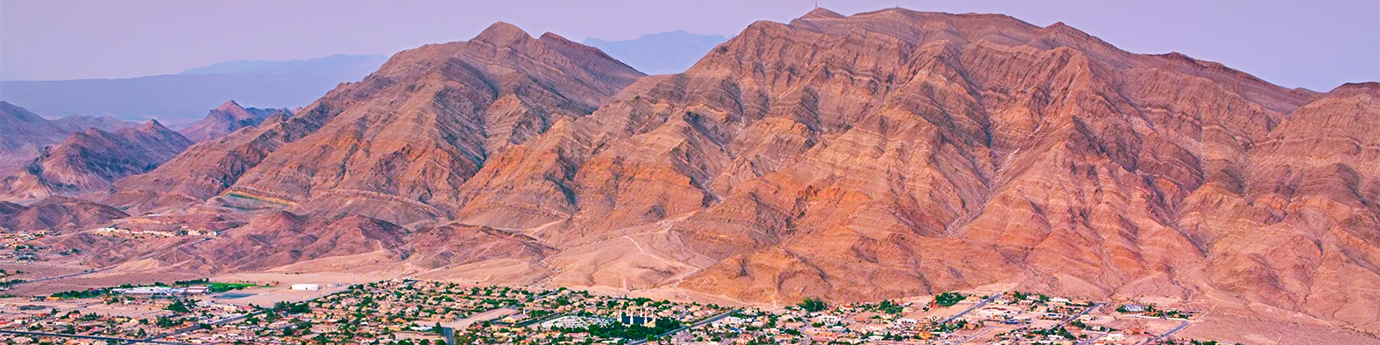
{"left": 1, "top": 0, "right": 1376, "bottom": 91}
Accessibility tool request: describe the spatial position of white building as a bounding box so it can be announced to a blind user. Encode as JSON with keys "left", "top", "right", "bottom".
{"left": 290, "top": 283, "right": 320, "bottom": 291}
{"left": 540, "top": 316, "right": 609, "bottom": 329}
{"left": 113, "top": 286, "right": 184, "bottom": 295}
{"left": 712, "top": 316, "right": 747, "bottom": 327}
{"left": 814, "top": 315, "right": 841, "bottom": 324}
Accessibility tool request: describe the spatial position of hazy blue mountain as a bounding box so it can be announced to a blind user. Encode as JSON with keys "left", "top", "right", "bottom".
{"left": 179, "top": 54, "right": 387, "bottom": 75}
{"left": 0, "top": 55, "right": 388, "bottom": 125}
{"left": 584, "top": 30, "right": 729, "bottom": 75}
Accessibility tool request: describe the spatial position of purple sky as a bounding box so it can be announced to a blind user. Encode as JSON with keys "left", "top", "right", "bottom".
{"left": 1, "top": 0, "right": 1376, "bottom": 91}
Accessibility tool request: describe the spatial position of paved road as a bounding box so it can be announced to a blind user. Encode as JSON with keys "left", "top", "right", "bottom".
{"left": 1076, "top": 332, "right": 1107, "bottom": 345}
{"left": 1057, "top": 302, "right": 1105, "bottom": 327}
{"left": 627, "top": 309, "right": 739, "bottom": 345}
{"left": 6, "top": 267, "right": 114, "bottom": 287}
{"left": 949, "top": 327, "right": 991, "bottom": 344}
{"left": 940, "top": 292, "right": 1004, "bottom": 324}
{"left": 1140, "top": 320, "right": 1189, "bottom": 345}
{"left": 0, "top": 329, "right": 195, "bottom": 345}
{"left": 122, "top": 311, "right": 260, "bottom": 345}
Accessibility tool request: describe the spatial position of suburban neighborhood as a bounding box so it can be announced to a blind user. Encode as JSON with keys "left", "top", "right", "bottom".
{"left": 0, "top": 278, "right": 1232, "bottom": 344}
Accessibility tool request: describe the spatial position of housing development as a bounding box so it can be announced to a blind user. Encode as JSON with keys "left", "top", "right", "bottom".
{"left": 0, "top": 278, "right": 1235, "bottom": 345}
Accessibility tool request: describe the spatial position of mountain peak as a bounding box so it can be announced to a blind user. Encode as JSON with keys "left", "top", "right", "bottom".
{"left": 1034, "top": 21, "right": 1101, "bottom": 45}
{"left": 473, "top": 21, "right": 532, "bottom": 45}
{"left": 802, "top": 7, "right": 845, "bottom": 19}
{"left": 1326, "top": 82, "right": 1380, "bottom": 98}
{"left": 2, "top": 115, "right": 192, "bottom": 199}
{"left": 139, "top": 119, "right": 168, "bottom": 131}
{"left": 179, "top": 102, "right": 279, "bottom": 142}
{"left": 216, "top": 100, "right": 245, "bottom": 111}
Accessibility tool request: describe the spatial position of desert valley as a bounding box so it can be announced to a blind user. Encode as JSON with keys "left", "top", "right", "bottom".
{"left": 0, "top": 6, "right": 1377, "bottom": 345}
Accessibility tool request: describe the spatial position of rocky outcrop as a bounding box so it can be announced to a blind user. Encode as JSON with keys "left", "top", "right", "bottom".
{"left": 112, "top": 22, "right": 644, "bottom": 220}
{"left": 0, "top": 102, "right": 134, "bottom": 174}
{"left": 0, "top": 196, "right": 127, "bottom": 233}
{"left": 178, "top": 100, "right": 288, "bottom": 142}
{"left": 1181, "top": 82, "right": 1380, "bottom": 330}
{"left": 0, "top": 120, "right": 193, "bottom": 200}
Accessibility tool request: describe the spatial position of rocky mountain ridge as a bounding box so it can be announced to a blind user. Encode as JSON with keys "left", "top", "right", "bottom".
{"left": 0, "top": 120, "right": 193, "bottom": 200}
{"left": 0, "top": 102, "right": 135, "bottom": 174}
{"left": 178, "top": 100, "right": 289, "bottom": 142}
{"left": 25, "top": 8, "right": 1380, "bottom": 337}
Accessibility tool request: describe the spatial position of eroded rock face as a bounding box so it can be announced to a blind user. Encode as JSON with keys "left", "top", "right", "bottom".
{"left": 89, "top": 8, "right": 1380, "bottom": 333}
{"left": 109, "top": 22, "right": 643, "bottom": 220}
{"left": 0, "top": 196, "right": 127, "bottom": 233}
{"left": 0, "top": 102, "right": 134, "bottom": 175}
{"left": 179, "top": 211, "right": 408, "bottom": 271}
{"left": 0, "top": 120, "right": 193, "bottom": 200}
{"left": 433, "top": 8, "right": 1374, "bottom": 330}
{"left": 457, "top": 7, "right": 1315, "bottom": 304}
{"left": 1182, "top": 82, "right": 1380, "bottom": 330}
{"left": 178, "top": 101, "right": 288, "bottom": 143}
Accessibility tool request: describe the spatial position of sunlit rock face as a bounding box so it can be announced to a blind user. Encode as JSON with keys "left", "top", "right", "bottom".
{"left": 83, "top": 8, "right": 1380, "bottom": 333}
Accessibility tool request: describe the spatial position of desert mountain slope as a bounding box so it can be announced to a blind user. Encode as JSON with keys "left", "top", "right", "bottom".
{"left": 1180, "top": 82, "right": 1380, "bottom": 330}
{"left": 447, "top": 7, "right": 1320, "bottom": 299}
{"left": 179, "top": 100, "right": 289, "bottom": 142}
{"left": 0, "top": 196, "right": 128, "bottom": 233}
{"left": 115, "top": 22, "right": 644, "bottom": 223}
{"left": 84, "top": 8, "right": 1380, "bottom": 334}
{"left": 438, "top": 8, "right": 1369, "bottom": 329}
{"left": 0, "top": 120, "right": 193, "bottom": 200}
{"left": 0, "top": 102, "right": 134, "bottom": 174}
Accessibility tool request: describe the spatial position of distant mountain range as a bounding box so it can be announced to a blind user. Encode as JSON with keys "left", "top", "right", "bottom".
{"left": 178, "top": 54, "right": 388, "bottom": 76}
{"left": 0, "top": 55, "right": 386, "bottom": 125}
{"left": 584, "top": 30, "right": 728, "bottom": 75}
{"left": 0, "top": 101, "right": 135, "bottom": 175}
{"left": 0, "top": 99, "right": 281, "bottom": 200}
{"left": 0, "top": 119, "right": 192, "bottom": 201}
{"left": 0, "top": 33, "right": 731, "bottom": 124}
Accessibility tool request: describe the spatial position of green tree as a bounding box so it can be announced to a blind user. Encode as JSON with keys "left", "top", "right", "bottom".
{"left": 934, "top": 292, "right": 965, "bottom": 307}
{"left": 799, "top": 297, "right": 828, "bottom": 312}
{"left": 166, "top": 300, "right": 191, "bottom": 313}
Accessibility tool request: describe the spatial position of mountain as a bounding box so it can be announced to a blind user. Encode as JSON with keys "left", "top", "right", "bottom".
{"left": 61, "top": 8, "right": 1380, "bottom": 337}
{"left": 584, "top": 30, "right": 729, "bottom": 75}
{"left": 0, "top": 120, "right": 193, "bottom": 200}
{"left": 0, "top": 197, "right": 128, "bottom": 233}
{"left": 0, "top": 102, "right": 135, "bottom": 174}
{"left": 0, "top": 55, "right": 387, "bottom": 124}
{"left": 179, "top": 54, "right": 388, "bottom": 75}
{"left": 178, "top": 100, "right": 289, "bottom": 142}
{"left": 1181, "top": 81, "right": 1380, "bottom": 328}
{"left": 108, "top": 22, "right": 644, "bottom": 216}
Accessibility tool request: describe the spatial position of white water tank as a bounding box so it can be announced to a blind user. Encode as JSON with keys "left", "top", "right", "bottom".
{"left": 290, "top": 283, "right": 320, "bottom": 291}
